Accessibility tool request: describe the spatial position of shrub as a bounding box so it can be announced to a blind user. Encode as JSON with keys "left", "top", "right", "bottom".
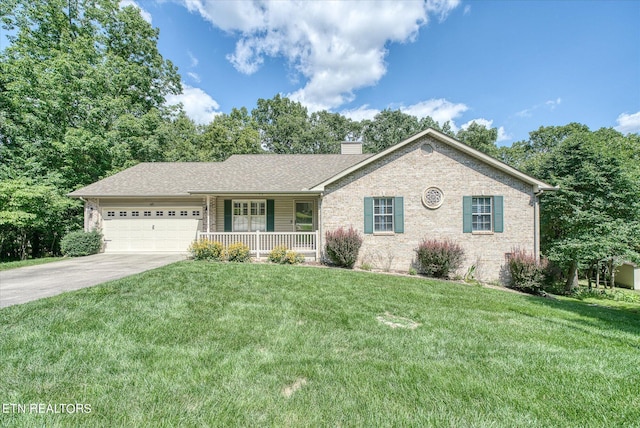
{"left": 324, "top": 227, "right": 363, "bottom": 268}
{"left": 268, "top": 245, "right": 305, "bottom": 264}
{"left": 226, "top": 242, "right": 251, "bottom": 263}
{"left": 60, "top": 230, "right": 102, "bottom": 257}
{"left": 360, "top": 263, "right": 373, "bottom": 271}
{"left": 415, "top": 238, "right": 465, "bottom": 278}
{"left": 506, "top": 248, "right": 549, "bottom": 295}
{"left": 267, "top": 245, "right": 288, "bottom": 263}
{"left": 189, "top": 240, "right": 224, "bottom": 261}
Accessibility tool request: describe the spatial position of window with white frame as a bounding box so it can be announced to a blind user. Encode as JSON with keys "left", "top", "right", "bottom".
{"left": 233, "top": 200, "right": 266, "bottom": 232}
{"left": 373, "top": 198, "right": 394, "bottom": 232}
{"left": 472, "top": 197, "right": 492, "bottom": 231}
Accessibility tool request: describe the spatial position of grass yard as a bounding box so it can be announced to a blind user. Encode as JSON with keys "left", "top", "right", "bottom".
{"left": 1, "top": 262, "right": 639, "bottom": 427}
{"left": 0, "top": 257, "right": 63, "bottom": 271}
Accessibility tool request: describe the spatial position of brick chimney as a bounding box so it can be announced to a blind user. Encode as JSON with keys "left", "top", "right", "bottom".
{"left": 341, "top": 141, "right": 363, "bottom": 154}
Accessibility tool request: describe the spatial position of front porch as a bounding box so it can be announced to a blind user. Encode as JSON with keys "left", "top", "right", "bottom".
{"left": 197, "top": 230, "right": 320, "bottom": 260}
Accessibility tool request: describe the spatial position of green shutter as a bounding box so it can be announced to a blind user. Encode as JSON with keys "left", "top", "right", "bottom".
{"left": 463, "top": 196, "right": 472, "bottom": 233}
{"left": 224, "top": 200, "right": 232, "bottom": 232}
{"left": 364, "top": 197, "right": 373, "bottom": 234}
{"left": 493, "top": 196, "right": 504, "bottom": 233}
{"left": 394, "top": 197, "right": 404, "bottom": 233}
{"left": 266, "top": 199, "right": 275, "bottom": 232}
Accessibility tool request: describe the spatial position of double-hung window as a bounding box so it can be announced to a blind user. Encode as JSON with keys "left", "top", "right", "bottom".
{"left": 374, "top": 198, "right": 394, "bottom": 232}
{"left": 233, "top": 200, "right": 266, "bottom": 232}
{"left": 463, "top": 196, "right": 503, "bottom": 233}
{"left": 472, "top": 197, "right": 492, "bottom": 232}
{"left": 364, "top": 196, "right": 404, "bottom": 234}
{"left": 224, "top": 199, "right": 274, "bottom": 232}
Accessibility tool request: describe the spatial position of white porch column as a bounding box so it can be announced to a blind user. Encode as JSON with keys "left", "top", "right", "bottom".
{"left": 206, "top": 195, "right": 211, "bottom": 233}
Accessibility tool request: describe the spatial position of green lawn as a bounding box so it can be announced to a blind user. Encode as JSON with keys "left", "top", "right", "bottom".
{"left": 1, "top": 262, "right": 639, "bottom": 427}
{"left": 0, "top": 257, "right": 63, "bottom": 271}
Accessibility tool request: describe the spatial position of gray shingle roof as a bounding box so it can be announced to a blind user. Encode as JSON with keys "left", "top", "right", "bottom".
{"left": 191, "top": 154, "right": 373, "bottom": 193}
{"left": 68, "top": 154, "right": 372, "bottom": 197}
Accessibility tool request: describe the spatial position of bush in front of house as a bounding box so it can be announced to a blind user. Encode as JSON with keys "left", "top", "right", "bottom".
{"left": 268, "top": 245, "right": 305, "bottom": 264}
{"left": 415, "top": 238, "right": 465, "bottom": 278}
{"left": 226, "top": 242, "right": 251, "bottom": 263}
{"left": 189, "top": 240, "right": 225, "bottom": 261}
{"left": 506, "top": 248, "right": 549, "bottom": 295}
{"left": 324, "top": 226, "right": 363, "bottom": 269}
{"left": 60, "top": 230, "right": 103, "bottom": 257}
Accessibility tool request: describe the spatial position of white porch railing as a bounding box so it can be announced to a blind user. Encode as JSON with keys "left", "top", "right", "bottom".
{"left": 196, "top": 230, "right": 320, "bottom": 260}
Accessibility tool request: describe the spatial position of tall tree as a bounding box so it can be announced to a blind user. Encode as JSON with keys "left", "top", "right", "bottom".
{"left": 0, "top": 178, "right": 78, "bottom": 260}
{"left": 0, "top": 0, "right": 181, "bottom": 259}
{"left": 361, "top": 109, "right": 422, "bottom": 153}
{"left": 0, "top": 0, "right": 181, "bottom": 186}
{"left": 455, "top": 122, "right": 499, "bottom": 157}
{"left": 252, "top": 95, "right": 312, "bottom": 153}
{"left": 308, "top": 111, "right": 361, "bottom": 154}
{"left": 200, "top": 108, "right": 262, "bottom": 161}
{"left": 525, "top": 126, "right": 640, "bottom": 290}
{"left": 502, "top": 123, "right": 590, "bottom": 173}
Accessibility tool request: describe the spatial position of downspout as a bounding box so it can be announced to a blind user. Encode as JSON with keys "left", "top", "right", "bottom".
{"left": 533, "top": 189, "right": 543, "bottom": 260}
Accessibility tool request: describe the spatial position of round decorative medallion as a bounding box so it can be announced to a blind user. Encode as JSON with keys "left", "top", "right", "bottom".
{"left": 421, "top": 143, "right": 434, "bottom": 155}
{"left": 422, "top": 187, "right": 444, "bottom": 209}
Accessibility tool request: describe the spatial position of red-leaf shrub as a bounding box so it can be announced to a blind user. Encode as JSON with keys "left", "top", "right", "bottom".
{"left": 324, "top": 227, "right": 363, "bottom": 268}
{"left": 507, "top": 248, "right": 549, "bottom": 295}
{"left": 415, "top": 238, "right": 465, "bottom": 278}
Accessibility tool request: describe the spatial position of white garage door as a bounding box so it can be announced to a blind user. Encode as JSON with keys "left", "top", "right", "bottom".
{"left": 102, "top": 208, "right": 202, "bottom": 252}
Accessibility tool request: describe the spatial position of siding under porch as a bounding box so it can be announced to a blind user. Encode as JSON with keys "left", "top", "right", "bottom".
{"left": 200, "top": 195, "right": 322, "bottom": 261}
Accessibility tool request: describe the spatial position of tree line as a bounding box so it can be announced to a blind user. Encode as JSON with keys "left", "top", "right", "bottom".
{"left": 1, "top": 0, "right": 639, "bottom": 291}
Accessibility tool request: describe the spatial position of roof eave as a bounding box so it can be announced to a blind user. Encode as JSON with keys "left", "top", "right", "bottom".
{"left": 67, "top": 193, "right": 195, "bottom": 198}
{"left": 187, "top": 190, "right": 322, "bottom": 196}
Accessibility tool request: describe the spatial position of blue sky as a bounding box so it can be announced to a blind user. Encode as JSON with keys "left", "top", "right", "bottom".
{"left": 132, "top": 1, "right": 639, "bottom": 145}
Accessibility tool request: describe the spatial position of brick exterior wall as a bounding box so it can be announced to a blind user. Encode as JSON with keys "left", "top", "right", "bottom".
{"left": 321, "top": 136, "right": 538, "bottom": 282}
{"left": 85, "top": 198, "right": 101, "bottom": 232}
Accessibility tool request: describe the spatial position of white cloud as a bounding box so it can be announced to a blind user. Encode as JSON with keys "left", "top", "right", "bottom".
{"left": 461, "top": 118, "right": 492, "bottom": 130}
{"left": 340, "top": 105, "right": 381, "bottom": 122}
{"left": 545, "top": 97, "right": 562, "bottom": 110}
{"left": 341, "top": 98, "right": 469, "bottom": 131}
{"left": 426, "top": 0, "right": 462, "bottom": 22}
{"left": 615, "top": 111, "right": 640, "bottom": 134}
{"left": 461, "top": 118, "right": 512, "bottom": 142}
{"left": 517, "top": 97, "right": 562, "bottom": 118}
{"left": 119, "top": 0, "right": 152, "bottom": 24}
{"left": 180, "top": 0, "right": 461, "bottom": 110}
{"left": 402, "top": 99, "right": 468, "bottom": 127}
{"left": 166, "top": 85, "right": 220, "bottom": 125}
{"left": 187, "top": 72, "right": 201, "bottom": 83}
{"left": 496, "top": 127, "right": 512, "bottom": 142}
{"left": 187, "top": 51, "right": 199, "bottom": 67}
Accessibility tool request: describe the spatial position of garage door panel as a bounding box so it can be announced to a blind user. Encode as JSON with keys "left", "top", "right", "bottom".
{"left": 103, "top": 208, "right": 201, "bottom": 252}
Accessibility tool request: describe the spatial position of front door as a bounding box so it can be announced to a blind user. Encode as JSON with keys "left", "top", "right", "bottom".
{"left": 295, "top": 201, "right": 314, "bottom": 231}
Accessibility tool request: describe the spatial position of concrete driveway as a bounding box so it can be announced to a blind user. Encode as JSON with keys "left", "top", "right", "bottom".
{"left": 0, "top": 253, "right": 186, "bottom": 308}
